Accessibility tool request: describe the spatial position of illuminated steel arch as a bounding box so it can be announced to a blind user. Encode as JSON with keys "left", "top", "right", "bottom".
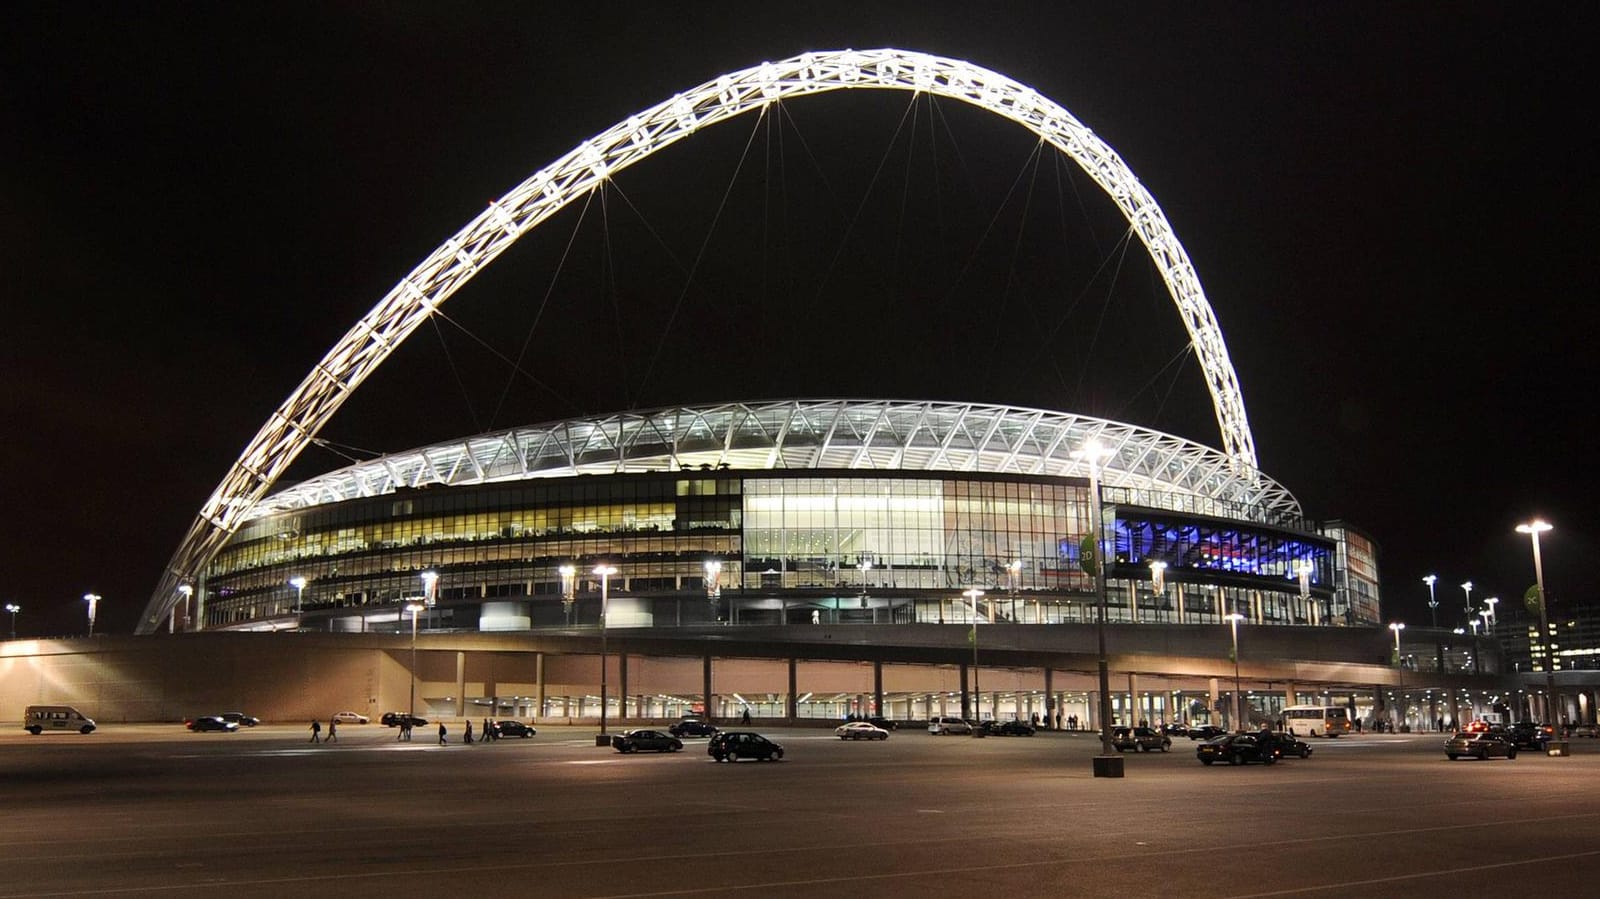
{"left": 140, "top": 48, "right": 1259, "bottom": 631}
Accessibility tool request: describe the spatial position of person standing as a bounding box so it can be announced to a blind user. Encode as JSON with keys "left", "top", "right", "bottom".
{"left": 327, "top": 717, "right": 338, "bottom": 743}
{"left": 464, "top": 720, "right": 473, "bottom": 745}
{"left": 741, "top": 707, "right": 751, "bottom": 726}
{"left": 438, "top": 722, "right": 447, "bottom": 745}
{"left": 309, "top": 720, "right": 321, "bottom": 743}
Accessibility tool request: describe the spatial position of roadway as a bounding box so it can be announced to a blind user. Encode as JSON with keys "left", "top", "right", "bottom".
{"left": 3, "top": 723, "right": 1597, "bottom": 897}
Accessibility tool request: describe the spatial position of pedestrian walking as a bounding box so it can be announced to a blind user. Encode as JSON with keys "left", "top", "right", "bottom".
{"left": 438, "top": 722, "right": 447, "bottom": 745}
{"left": 483, "top": 718, "right": 493, "bottom": 743}
{"left": 741, "top": 708, "right": 751, "bottom": 725}
{"left": 327, "top": 717, "right": 338, "bottom": 742}
{"left": 464, "top": 720, "right": 473, "bottom": 744}
{"left": 309, "top": 720, "right": 321, "bottom": 743}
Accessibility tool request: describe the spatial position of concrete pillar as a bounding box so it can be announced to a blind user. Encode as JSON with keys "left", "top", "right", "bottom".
{"left": 1044, "top": 669, "right": 1055, "bottom": 729}
{"left": 703, "top": 654, "right": 714, "bottom": 723}
{"left": 1085, "top": 691, "right": 1098, "bottom": 730}
{"left": 1208, "top": 677, "right": 1220, "bottom": 727}
{"left": 455, "top": 651, "right": 467, "bottom": 718}
{"left": 1128, "top": 673, "right": 1140, "bottom": 726}
{"left": 787, "top": 658, "right": 798, "bottom": 723}
{"left": 873, "top": 660, "right": 884, "bottom": 718}
{"left": 535, "top": 652, "right": 546, "bottom": 719}
{"left": 1449, "top": 690, "right": 1460, "bottom": 731}
{"left": 1285, "top": 682, "right": 1299, "bottom": 709}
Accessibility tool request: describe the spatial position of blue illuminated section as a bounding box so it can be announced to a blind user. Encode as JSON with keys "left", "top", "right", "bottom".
{"left": 1106, "top": 508, "right": 1335, "bottom": 588}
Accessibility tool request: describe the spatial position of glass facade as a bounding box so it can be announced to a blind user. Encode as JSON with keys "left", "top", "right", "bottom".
{"left": 200, "top": 470, "right": 1376, "bottom": 632}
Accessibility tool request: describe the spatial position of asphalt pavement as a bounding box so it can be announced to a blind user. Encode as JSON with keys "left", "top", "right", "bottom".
{"left": 3, "top": 723, "right": 1597, "bottom": 897}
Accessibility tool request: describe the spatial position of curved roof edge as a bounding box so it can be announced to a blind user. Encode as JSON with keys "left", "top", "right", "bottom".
{"left": 250, "top": 399, "right": 1302, "bottom": 524}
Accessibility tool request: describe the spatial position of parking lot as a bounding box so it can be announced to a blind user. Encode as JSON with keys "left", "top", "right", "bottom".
{"left": 4, "top": 723, "right": 1598, "bottom": 897}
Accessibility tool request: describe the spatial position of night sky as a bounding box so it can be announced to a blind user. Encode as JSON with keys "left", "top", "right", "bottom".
{"left": 5, "top": 4, "right": 1594, "bottom": 638}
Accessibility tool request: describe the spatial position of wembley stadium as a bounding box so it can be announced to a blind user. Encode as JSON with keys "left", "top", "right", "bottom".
{"left": 186, "top": 398, "right": 1376, "bottom": 637}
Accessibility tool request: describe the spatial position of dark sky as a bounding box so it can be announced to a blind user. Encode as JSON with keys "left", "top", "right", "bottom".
{"left": 5, "top": 3, "right": 1594, "bottom": 638}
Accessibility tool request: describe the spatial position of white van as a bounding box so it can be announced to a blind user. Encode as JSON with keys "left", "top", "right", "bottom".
{"left": 24, "top": 705, "right": 97, "bottom": 735}
{"left": 928, "top": 716, "right": 973, "bottom": 735}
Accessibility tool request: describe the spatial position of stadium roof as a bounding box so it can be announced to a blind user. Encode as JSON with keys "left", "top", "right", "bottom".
{"left": 249, "top": 399, "right": 1302, "bottom": 525}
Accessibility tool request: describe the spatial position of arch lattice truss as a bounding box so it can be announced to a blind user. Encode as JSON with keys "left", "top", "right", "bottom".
{"left": 244, "top": 400, "right": 1299, "bottom": 526}
{"left": 141, "top": 49, "right": 1260, "bottom": 632}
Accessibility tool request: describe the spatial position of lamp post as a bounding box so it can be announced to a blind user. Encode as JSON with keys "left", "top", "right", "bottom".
{"left": 176, "top": 584, "right": 194, "bottom": 633}
{"left": 1225, "top": 612, "right": 1246, "bottom": 731}
{"left": 83, "top": 593, "right": 101, "bottom": 637}
{"left": 1483, "top": 596, "right": 1499, "bottom": 632}
{"left": 1423, "top": 574, "right": 1438, "bottom": 628}
{"left": 558, "top": 564, "right": 577, "bottom": 625}
{"left": 1296, "top": 560, "right": 1314, "bottom": 625}
{"left": 1390, "top": 622, "right": 1406, "bottom": 731}
{"left": 290, "top": 575, "right": 307, "bottom": 615}
{"left": 594, "top": 564, "right": 617, "bottom": 740}
{"left": 1007, "top": 559, "right": 1022, "bottom": 622}
{"left": 4, "top": 603, "right": 18, "bottom": 640}
{"left": 964, "top": 587, "right": 985, "bottom": 722}
{"left": 1516, "top": 519, "right": 1557, "bottom": 731}
{"left": 1072, "top": 440, "right": 1120, "bottom": 773}
{"left": 406, "top": 600, "right": 427, "bottom": 719}
{"left": 704, "top": 559, "right": 723, "bottom": 620}
{"left": 1150, "top": 561, "right": 1169, "bottom": 624}
{"left": 1460, "top": 580, "right": 1474, "bottom": 623}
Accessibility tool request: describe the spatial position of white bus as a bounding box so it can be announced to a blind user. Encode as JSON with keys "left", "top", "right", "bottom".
{"left": 1281, "top": 705, "right": 1351, "bottom": 738}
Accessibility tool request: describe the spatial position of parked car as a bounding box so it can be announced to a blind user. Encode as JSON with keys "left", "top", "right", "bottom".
{"left": 1571, "top": 723, "right": 1600, "bottom": 738}
{"left": 1268, "top": 732, "right": 1313, "bottom": 759}
{"left": 331, "top": 711, "right": 370, "bottom": 724}
{"left": 708, "top": 731, "right": 784, "bottom": 762}
{"left": 186, "top": 716, "right": 239, "bottom": 733}
{"left": 835, "top": 721, "right": 890, "bottom": 740}
{"left": 866, "top": 716, "right": 899, "bottom": 731}
{"left": 1196, "top": 734, "right": 1278, "bottom": 765}
{"left": 1186, "top": 725, "right": 1227, "bottom": 741}
{"left": 984, "top": 720, "right": 1036, "bottom": 737}
{"left": 381, "top": 712, "right": 428, "bottom": 728}
{"left": 219, "top": 712, "right": 259, "bottom": 727}
{"left": 669, "top": 719, "right": 718, "bottom": 737}
{"left": 1161, "top": 723, "right": 1190, "bottom": 738}
{"left": 1505, "top": 721, "right": 1552, "bottom": 749}
{"left": 928, "top": 716, "right": 973, "bottom": 735}
{"left": 1445, "top": 732, "right": 1517, "bottom": 760}
{"left": 1112, "top": 726, "right": 1172, "bottom": 752}
{"left": 491, "top": 720, "right": 536, "bottom": 738}
{"left": 611, "top": 729, "right": 683, "bottom": 753}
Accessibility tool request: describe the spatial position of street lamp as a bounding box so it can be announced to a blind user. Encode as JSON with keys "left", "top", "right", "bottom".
{"left": 289, "top": 575, "right": 307, "bottom": 615}
{"left": 1460, "top": 580, "right": 1474, "bottom": 623}
{"left": 704, "top": 559, "right": 723, "bottom": 620}
{"left": 176, "top": 584, "right": 194, "bottom": 633}
{"left": 964, "top": 587, "right": 985, "bottom": 722}
{"left": 594, "top": 564, "right": 617, "bottom": 739}
{"left": 1296, "top": 560, "right": 1314, "bottom": 625}
{"left": 1483, "top": 596, "right": 1499, "bottom": 632}
{"left": 1225, "top": 612, "right": 1246, "bottom": 731}
{"left": 1150, "top": 560, "right": 1169, "bottom": 623}
{"left": 83, "top": 593, "right": 101, "bottom": 637}
{"left": 1423, "top": 574, "right": 1438, "bottom": 628}
{"left": 406, "top": 600, "right": 427, "bottom": 719}
{"left": 1390, "top": 621, "right": 1406, "bottom": 731}
{"left": 1007, "top": 559, "right": 1023, "bottom": 622}
{"left": 1516, "top": 519, "right": 1558, "bottom": 731}
{"left": 4, "top": 603, "right": 18, "bottom": 640}
{"left": 1071, "top": 440, "right": 1120, "bottom": 773}
{"left": 558, "top": 564, "right": 577, "bottom": 625}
